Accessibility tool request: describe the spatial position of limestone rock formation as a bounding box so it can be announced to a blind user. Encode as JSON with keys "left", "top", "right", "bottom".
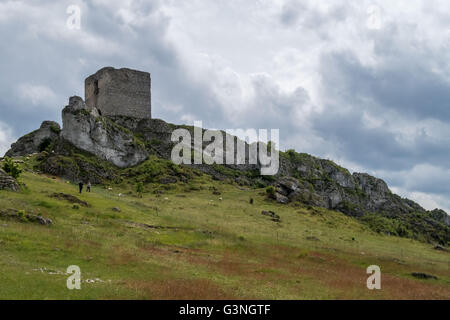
{"left": 0, "top": 169, "right": 20, "bottom": 192}
{"left": 107, "top": 116, "right": 174, "bottom": 159}
{"left": 430, "top": 209, "right": 450, "bottom": 225}
{"left": 5, "top": 121, "right": 61, "bottom": 157}
{"left": 271, "top": 151, "right": 442, "bottom": 219}
{"left": 61, "top": 96, "right": 148, "bottom": 168}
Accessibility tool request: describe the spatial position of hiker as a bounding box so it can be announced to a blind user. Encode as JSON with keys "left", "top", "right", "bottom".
{"left": 78, "top": 181, "right": 84, "bottom": 194}
{"left": 87, "top": 181, "right": 91, "bottom": 193}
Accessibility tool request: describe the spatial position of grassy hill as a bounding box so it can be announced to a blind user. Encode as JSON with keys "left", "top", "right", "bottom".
{"left": 0, "top": 155, "right": 449, "bottom": 299}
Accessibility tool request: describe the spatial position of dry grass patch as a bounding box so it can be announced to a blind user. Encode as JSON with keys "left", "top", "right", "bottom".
{"left": 124, "top": 278, "right": 236, "bottom": 300}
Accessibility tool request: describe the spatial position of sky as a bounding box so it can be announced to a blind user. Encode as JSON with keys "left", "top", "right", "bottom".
{"left": 0, "top": 0, "right": 449, "bottom": 212}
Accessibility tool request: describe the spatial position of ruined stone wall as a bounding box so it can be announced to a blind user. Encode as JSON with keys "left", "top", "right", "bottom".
{"left": 85, "top": 67, "right": 151, "bottom": 119}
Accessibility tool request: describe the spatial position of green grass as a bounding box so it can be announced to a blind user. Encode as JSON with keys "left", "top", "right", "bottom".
{"left": 0, "top": 160, "right": 449, "bottom": 299}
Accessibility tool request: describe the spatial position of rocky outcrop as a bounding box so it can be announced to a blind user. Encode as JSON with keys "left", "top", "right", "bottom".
{"left": 430, "top": 209, "right": 450, "bottom": 226}
{"left": 269, "top": 161, "right": 449, "bottom": 244}
{"left": 5, "top": 121, "right": 61, "bottom": 157}
{"left": 50, "top": 193, "right": 89, "bottom": 207}
{"left": 274, "top": 177, "right": 327, "bottom": 207}
{"left": 61, "top": 96, "right": 148, "bottom": 168}
{"left": 273, "top": 151, "right": 442, "bottom": 218}
{"left": 0, "top": 169, "right": 20, "bottom": 192}
{"left": 0, "top": 209, "right": 52, "bottom": 225}
{"left": 38, "top": 146, "right": 120, "bottom": 184}
{"left": 108, "top": 116, "right": 174, "bottom": 159}
{"left": 261, "top": 210, "right": 281, "bottom": 222}
{"left": 272, "top": 170, "right": 431, "bottom": 218}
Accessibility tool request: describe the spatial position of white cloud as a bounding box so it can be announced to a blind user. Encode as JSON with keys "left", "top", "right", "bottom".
{"left": 0, "top": 122, "right": 15, "bottom": 157}
{"left": 16, "top": 83, "right": 58, "bottom": 108}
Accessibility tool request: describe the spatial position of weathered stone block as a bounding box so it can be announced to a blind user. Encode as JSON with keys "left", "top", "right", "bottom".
{"left": 0, "top": 169, "right": 20, "bottom": 192}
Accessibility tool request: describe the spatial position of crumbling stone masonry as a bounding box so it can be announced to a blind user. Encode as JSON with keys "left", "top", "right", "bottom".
{"left": 85, "top": 67, "right": 151, "bottom": 119}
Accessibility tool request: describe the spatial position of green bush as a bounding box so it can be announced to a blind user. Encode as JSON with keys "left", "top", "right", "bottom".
{"left": 2, "top": 157, "right": 22, "bottom": 179}
{"left": 150, "top": 138, "right": 162, "bottom": 145}
{"left": 50, "top": 125, "right": 61, "bottom": 134}
{"left": 265, "top": 186, "right": 276, "bottom": 197}
{"left": 286, "top": 149, "right": 296, "bottom": 158}
{"left": 38, "top": 138, "right": 53, "bottom": 152}
{"left": 136, "top": 182, "right": 144, "bottom": 197}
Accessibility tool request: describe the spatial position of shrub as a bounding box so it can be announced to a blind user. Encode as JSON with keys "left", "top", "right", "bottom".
{"left": 38, "top": 138, "right": 53, "bottom": 152}
{"left": 150, "top": 138, "right": 162, "bottom": 145}
{"left": 2, "top": 157, "right": 22, "bottom": 179}
{"left": 50, "top": 124, "right": 61, "bottom": 134}
{"left": 286, "top": 149, "right": 296, "bottom": 158}
{"left": 136, "top": 182, "right": 144, "bottom": 197}
{"left": 265, "top": 186, "right": 276, "bottom": 197}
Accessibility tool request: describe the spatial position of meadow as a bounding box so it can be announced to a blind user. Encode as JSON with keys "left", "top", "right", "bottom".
{"left": 0, "top": 158, "right": 448, "bottom": 299}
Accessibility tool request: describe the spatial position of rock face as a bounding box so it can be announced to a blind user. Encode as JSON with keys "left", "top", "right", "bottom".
{"left": 0, "top": 169, "right": 20, "bottom": 192}
{"left": 38, "top": 142, "right": 120, "bottom": 184}
{"left": 107, "top": 116, "right": 174, "bottom": 159}
{"left": 5, "top": 121, "right": 61, "bottom": 157}
{"left": 61, "top": 96, "right": 148, "bottom": 168}
{"left": 273, "top": 152, "right": 440, "bottom": 219}
{"left": 430, "top": 209, "right": 450, "bottom": 225}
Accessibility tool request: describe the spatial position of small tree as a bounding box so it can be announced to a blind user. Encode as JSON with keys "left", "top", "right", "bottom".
{"left": 136, "top": 182, "right": 144, "bottom": 198}
{"left": 2, "top": 157, "right": 22, "bottom": 179}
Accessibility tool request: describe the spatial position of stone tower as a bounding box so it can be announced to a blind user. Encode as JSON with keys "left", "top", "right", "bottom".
{"left": 85, "top": 67, "right": 151, "bottom": 119}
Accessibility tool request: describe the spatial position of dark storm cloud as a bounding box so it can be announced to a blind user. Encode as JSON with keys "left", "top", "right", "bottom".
{"left": 312, "top": 106, "right": 450, "bottom": 172}
{"left": 406, "top": 171, "right": 450, "bottom": 196}
{"left": 314, "top": 49, "right": 450, "bottom": 172}
{"left": 321, "top": 50, "right": 450, "bottom": 122}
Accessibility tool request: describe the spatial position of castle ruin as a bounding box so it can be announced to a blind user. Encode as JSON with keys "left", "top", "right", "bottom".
{"left": 85, "top": 67, "right": 151, "bottom": 119}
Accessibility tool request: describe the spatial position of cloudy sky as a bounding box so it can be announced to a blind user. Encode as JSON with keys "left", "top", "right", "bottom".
{"left": 0, "top": 0, "right": 449, "bottom": 212}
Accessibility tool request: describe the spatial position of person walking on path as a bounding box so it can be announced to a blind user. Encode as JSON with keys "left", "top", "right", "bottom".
{"left": 87, "top": 181, "right": 91, "bottom": 193}
{"left": 78, "top": 181, "right": 84, "bottom": 194}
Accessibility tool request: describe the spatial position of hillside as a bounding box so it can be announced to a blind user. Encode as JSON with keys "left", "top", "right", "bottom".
{"left": 0, "top": 154, "right": 449, "bottom": 299}
{"left": 1, "top": 89, "right": 449, "bottom": 300}
{"left": 5, "top": 98, "right": 449, "bottom": 246}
